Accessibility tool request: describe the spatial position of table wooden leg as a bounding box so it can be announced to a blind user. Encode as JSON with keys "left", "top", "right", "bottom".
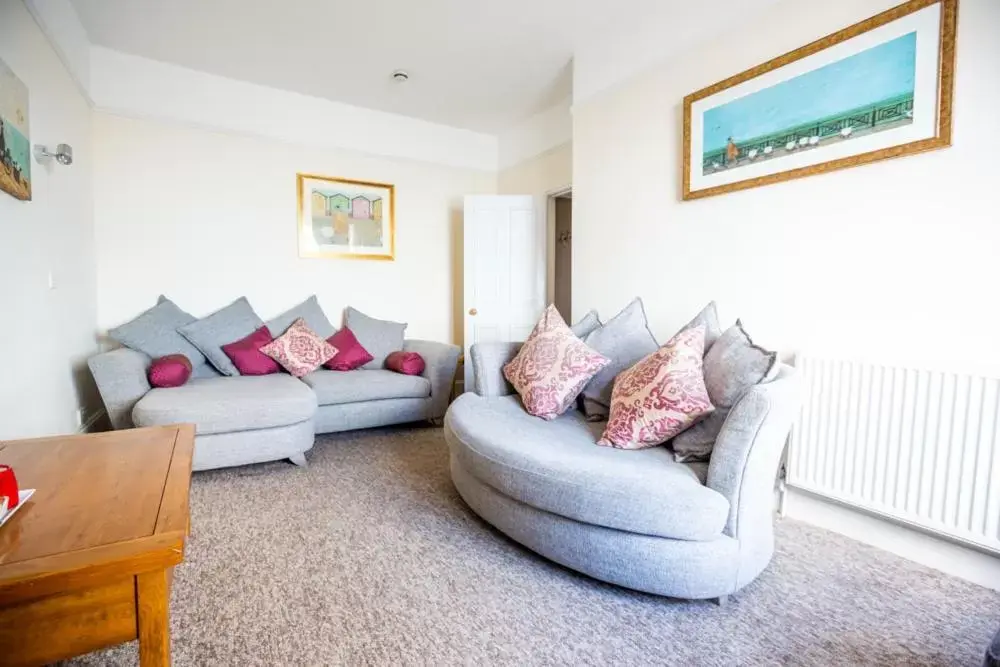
{"left": 136, "top": 569, "right": 171, "bottom": 667}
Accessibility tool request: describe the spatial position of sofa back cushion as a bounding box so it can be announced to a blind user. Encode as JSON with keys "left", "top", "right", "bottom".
{"left": 266, "top": 295, "right": 336, "bottom": 338}
{"left": 109, "top": 296, "right": 207, "bottom": 369}
{"left": 177, "top": 297, "right": 264, "bottom": 376}
{"left": 344, "top": 307, "right": 407, "bottom": 369}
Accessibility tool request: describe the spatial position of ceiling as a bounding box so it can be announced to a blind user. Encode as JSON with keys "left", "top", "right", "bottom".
{"left": 67, "top": 0, "right": 717, "bottom": 134}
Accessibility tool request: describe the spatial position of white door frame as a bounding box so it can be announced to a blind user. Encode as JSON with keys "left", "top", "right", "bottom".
{"left": 544, "top": 185, "right": 572, "bottom": 308}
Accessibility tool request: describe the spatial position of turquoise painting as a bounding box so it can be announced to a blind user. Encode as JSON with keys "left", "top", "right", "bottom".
{"left": 702, "top": 32, "right": 917, "bottom": 175}
{"left": 0, "top": 57, "right": 30, "bottom": 201}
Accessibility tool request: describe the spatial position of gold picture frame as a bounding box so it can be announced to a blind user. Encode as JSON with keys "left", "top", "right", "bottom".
{"left": 682, "top": 0, "right": 957, "bottom": 200}
{"left": 297, "top": 173, "right": 396, "bottom": 261}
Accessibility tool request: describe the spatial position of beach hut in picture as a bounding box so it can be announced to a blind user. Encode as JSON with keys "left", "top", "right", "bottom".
{"left": 351, "top": 195, "right": 371, "bottom": 220}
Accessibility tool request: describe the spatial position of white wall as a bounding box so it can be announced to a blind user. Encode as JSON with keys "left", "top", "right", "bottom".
{"left": 93, "top": 113, "right": 496, "bottom": 347}
{"left": 572, "top": 0, "right": 1000, "bottom": 374}
{"left": 0, "top": 0, "right": 97, "bottom": 438}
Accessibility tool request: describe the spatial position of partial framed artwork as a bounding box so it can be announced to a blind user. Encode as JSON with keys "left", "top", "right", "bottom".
{"left": 0, "top": 57, "right": 31, "bottom": 201}
{"left": 297, "top": 173, "right": 395, "bottom": 261}
{"left": 682, "top": 0, "right": 957, "bottom": 200}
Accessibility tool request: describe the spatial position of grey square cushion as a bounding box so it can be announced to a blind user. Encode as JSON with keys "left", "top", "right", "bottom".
{"left": 580, "top": 298, "right": 659, "bottom": 418}
{"left": 302, "top": 369, "right": 430, "bottom": 406}
{"left": 267, "top": 295, "right": 336, "bottom": 338}
{"left": 679, "top": 301, "right": 723, "bottom": 354}
{"left": 446, "top": 394, "right": 729, "bottom": 541}
{"left": 177, "top": 297, "right": 264, "bottom": 377}
{"left": 672, "top": 320, "right": 777, "bottom": 462}
{"left": 108, "top": 296, "right": 207, "bottom": 368}
{"left": 570, "top": 310, "right": 602, "bottom": 339}
{"left": 344, "top": 307, "right": 407, "bottom": 369}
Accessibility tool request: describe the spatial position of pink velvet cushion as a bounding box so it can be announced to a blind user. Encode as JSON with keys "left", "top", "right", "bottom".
{"left": 503, "top": 305, "right": 611, "bottom": 420}
{"left": 222, "top": 326, "right": 281, "bottom": 376}
{"left": 385, "top": 351, "right": 425, "bottom": 376}
{"left": 324, "top": 327, "right": 374, "bottom": 371}
{"left": 148, "top": 354, "right": 193, "bottom": 388}
{"left": 259, "top": 318, "right": 338, "bottom": 378}
{"left": 598, "top": 325, "right": 715, "bottom": 450}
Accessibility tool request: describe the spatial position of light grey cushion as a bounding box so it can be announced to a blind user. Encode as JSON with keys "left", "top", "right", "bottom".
{"left": 108, "top": 296, "right": 207, "bottom": 368}
{"left": 267, "top": 295, "right": 336, "bottom": 338}
{"left": 177, "top": 297, "right": 263, "bottom": 376}
{"left": 344, "top": 307, "right": 407, "bottom": 369}
{"left": 672, "top": 320, "right": 777, "bottom": 462}
{"left": 445, "top": 393, "right": 729, "bottom": 541}
{"left": 580, "top": 298, "right": 658, "bottom": 419}
{"left": 570, "top": 310, "right": 601, "bottom": 339}
{"left": 679, "top": 301, "right": 723, "bottom": 354}
{"left": 301, "top": 369, "right": 430, "bottom": 406}
{"left": 133, "top": 374, "right": 317, "bottom": 435}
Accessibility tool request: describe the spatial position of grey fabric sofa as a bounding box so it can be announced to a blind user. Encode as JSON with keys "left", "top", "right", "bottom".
{"left": 89, "top": 340, "right": 459, "bottom": 471}
{"left": 444, "top": 341, "right": 801, "bottom": 602}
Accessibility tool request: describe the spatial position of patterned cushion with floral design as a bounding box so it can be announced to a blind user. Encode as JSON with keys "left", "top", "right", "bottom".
{"left": 598, "top": 325, "right": 715, "bottom": 450}
{"left": 260, "top": 318, "right": 338, "bottom": 378}
{"left": 503, "top": 305, "right": 611, "bottom": 420}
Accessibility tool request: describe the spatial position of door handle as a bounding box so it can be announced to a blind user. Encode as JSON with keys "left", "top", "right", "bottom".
{"left": 468, "top": 308, "right": 478, "bottom": 316}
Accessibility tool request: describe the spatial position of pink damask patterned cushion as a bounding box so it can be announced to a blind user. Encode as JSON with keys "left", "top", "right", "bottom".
{"left": 598, "top": 325, "right": 714, "bottom": 450}
{"left": 503, "top": 305, "right": 610, "bottom": 420}
{"left": 260, "top": 318, "right": 338, "bottom": 378}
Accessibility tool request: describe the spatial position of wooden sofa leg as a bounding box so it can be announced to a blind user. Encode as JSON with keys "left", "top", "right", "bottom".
{"left": 289, "top": 453, "right": 308, "bottom": 468}
{"left": 714, "top": 595, "right": 729, "bottom": 607}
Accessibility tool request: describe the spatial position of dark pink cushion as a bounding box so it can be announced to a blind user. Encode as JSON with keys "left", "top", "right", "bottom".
{"left": 324, "top": 327, "right": 374, "bottom": 371}
{"left": 148, "top": 354, "right": 193, "bottom": 388}
{"left": 385, "top": 351, "right": 425, "bottom": 376}
{"left": 222, "top": 326, "right": 281, "bottom": 376}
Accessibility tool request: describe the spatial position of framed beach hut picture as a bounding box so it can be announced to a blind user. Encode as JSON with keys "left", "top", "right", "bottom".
{"left": 682, "top": 0, "right": 957, "bottom": 200}
{"left": 297, "top": 173, "right": 395, "bottom": 261}
{"left": 0, "top": 57, "right": 31, "bottom": 201}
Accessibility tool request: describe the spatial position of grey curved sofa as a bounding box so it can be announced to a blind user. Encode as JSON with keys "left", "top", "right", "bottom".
{"left": 89, "top": 339, "right": 459, "bottom": 472}
{"left": 444, "top": 342, "right": 801, "bottom": 602}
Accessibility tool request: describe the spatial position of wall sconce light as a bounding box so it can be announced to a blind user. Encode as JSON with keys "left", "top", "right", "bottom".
{"left": 33, "top": 143, "right": 74, "bottom": 166}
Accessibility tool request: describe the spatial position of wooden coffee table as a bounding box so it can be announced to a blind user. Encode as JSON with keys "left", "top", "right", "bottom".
{"left": 0, "top": 425, "right": 194, "bottom": 666}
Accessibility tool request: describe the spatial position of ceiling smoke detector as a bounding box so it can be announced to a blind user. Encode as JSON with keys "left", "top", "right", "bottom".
{"left": 391, "top": 70, "right": 409, "bottom": 83}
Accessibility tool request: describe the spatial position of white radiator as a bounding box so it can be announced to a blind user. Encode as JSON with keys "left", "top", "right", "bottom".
{"left": 787, "top": 355, "right": 1000, "bottom": 555}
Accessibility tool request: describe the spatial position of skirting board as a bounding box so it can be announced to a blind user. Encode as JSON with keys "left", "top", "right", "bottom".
{"left": 783, "top": 487, "right": 1000, "bottom": 592}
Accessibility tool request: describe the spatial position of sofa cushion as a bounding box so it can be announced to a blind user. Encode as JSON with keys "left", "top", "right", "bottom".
{"left": 679, "top": 301, "right": 723, "bottom": 354}
{"left": 108, "top": 295, "right": 207, "bottom": 369}
{"left": 570, "top": 310, "right": 602, "bottom": 339}
{"left": 178, "top": 297, "right": 264, "bottom": 377}
{"left": 581, "top": 298, "right": 659, "bottom": 420}
{"left": 266, "top": 295, "right": 336, "bottom": 338}
{"left": 133, "top": 374, "right": 317, "bottom": 435}
{"left": 302, "top": 369, "right": 430, "bottom": 406}
{"left": 445, "top": 393, "right": 729, "bottom": 541}
{"left": 260, "top": 318, "right": 337, "bottom": 378}
{"left": 344, "top": 307, "right": 407, "bottom": 369}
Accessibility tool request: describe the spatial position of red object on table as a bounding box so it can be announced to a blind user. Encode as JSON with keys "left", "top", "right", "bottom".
{"left": 0, "top": 465, "right": 19, "bottom": 509}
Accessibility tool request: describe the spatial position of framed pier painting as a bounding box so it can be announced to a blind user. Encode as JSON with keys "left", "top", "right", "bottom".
{"left": 682, "top": 0, "right": 957, "bottom": 200}
{"left": 297, "top": 173, "right": 395, "bottom": 261}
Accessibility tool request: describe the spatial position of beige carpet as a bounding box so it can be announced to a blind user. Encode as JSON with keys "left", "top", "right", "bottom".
{"left": 64, "top": 425, "right": 999, "bottom": 666}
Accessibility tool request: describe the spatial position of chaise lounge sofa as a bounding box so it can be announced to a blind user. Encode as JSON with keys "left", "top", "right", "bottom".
{"left": 444, "top": 341, "right": 801, "bottom": 602}
{"left": 90, "top": 339, "right": 459, "bottom": 471}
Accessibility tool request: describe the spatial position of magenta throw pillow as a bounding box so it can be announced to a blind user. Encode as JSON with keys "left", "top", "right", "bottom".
{"left": 222, "top": 326, "right": 280, "bottom": 376}
{"left": 324, "top": 327, "right": 374, "bottom": 371}
{"left": 385, "top": 351, "right": 425, "bottom": 376}
{"left": 148, "top": 354, "right": 193, "bottom": 388}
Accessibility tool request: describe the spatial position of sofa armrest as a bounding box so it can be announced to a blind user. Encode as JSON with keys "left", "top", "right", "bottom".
{"left": 469, "top": 342, "right": 522, "bottom": 399}
{"left": 88, "top": 348, "right": 153, "bottom": 430}
{"left": 403, "top": 339, "right": 460, "bottom": 420}
{"left": 707, "top": 364, "right": 802, "bottom": 541}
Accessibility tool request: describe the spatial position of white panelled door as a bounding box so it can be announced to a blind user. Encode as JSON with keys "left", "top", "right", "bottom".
{"left": 463, "top": 195, "right": 544, "bottom": 392}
